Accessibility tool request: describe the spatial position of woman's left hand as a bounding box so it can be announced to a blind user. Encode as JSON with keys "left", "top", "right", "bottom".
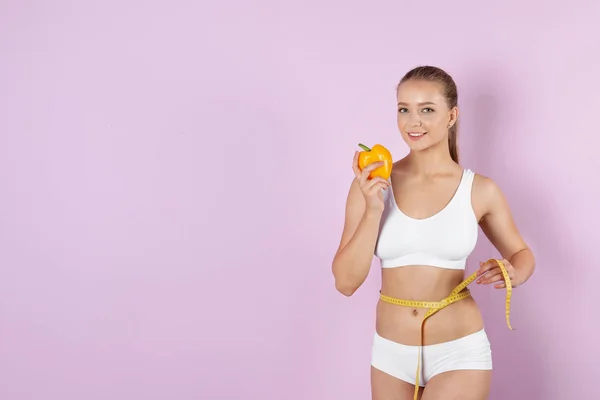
{"left": 476, "top": 259, "right": 519, "bottom": 289}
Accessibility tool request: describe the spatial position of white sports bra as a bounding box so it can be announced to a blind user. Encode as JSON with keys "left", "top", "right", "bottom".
{"left": 374, "top": 169, "right": 479, "bottom": 270}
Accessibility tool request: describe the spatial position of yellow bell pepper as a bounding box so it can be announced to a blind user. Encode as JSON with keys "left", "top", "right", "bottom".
{"left": 358, "top": 143, "right": 393, "bottom": 180}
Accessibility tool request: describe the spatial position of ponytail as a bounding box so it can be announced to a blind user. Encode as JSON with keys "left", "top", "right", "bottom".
{"left": 448, "top": 119, "right": 459, "bottom": 164}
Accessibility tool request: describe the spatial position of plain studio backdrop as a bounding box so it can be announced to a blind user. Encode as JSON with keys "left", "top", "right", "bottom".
{"left": 1, "top": 1, "right": 599, "bottom": 399}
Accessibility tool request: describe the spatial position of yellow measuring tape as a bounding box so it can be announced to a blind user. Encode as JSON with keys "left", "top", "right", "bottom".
{"left": 378, "top": 259, "right": 514, "bottom": 400}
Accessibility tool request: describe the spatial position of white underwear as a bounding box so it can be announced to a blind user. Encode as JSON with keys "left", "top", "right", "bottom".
{"left": 371, "top": 328, "right": 492, "bottom": 386}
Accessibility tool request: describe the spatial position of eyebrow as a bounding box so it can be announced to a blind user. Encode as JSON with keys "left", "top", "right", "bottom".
{"left": 397, "top": 101, "right": 437, "bottom": 106}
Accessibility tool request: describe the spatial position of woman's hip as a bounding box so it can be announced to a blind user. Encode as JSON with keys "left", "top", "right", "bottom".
{"left": 370, "top": 327, "right": 493, "bottom": 387}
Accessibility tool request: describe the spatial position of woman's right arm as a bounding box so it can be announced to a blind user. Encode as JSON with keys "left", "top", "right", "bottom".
{"left": 331, "top": 154, "right": 390, "bottom": 296}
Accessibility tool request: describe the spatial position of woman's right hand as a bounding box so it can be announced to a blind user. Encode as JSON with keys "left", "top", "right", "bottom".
{"left": 352, "top": 151, "right": 390, "bottom": 212}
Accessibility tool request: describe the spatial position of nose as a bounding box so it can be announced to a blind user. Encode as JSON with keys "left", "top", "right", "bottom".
{"left": 407, "top": 112, "right": 422, "bottom": 127}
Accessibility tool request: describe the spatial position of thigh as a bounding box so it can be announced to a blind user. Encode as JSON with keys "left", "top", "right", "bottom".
{"left": 371, "top": 366, "right": 424, "bottom": 400}
{"left": 421, "top": 370, "right": 491, "bottom": 400}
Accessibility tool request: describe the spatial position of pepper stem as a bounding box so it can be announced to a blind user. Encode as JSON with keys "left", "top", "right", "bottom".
{"left": 358, "top": 143, "right": 371, "bottom": 151}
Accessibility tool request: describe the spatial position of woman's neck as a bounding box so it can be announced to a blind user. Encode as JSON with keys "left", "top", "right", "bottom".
{"left": 405, "top": 147, "right": 457, "bottom": 176}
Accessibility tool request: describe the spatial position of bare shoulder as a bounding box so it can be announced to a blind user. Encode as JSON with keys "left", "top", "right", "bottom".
{"left": 472, "top": 172, "right": 503, "bottom": 200}
{"left": 470, "top": 171, "right": 529, "bottom": 262}
{"left": 471, "top": 172, "right": 507, "bottom": 222}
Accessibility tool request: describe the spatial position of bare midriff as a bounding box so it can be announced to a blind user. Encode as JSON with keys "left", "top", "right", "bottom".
{"left": 376, "top": 265, "right": 484, "bottom": 346}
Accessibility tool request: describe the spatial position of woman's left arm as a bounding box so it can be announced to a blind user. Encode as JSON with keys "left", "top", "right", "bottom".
{"left": 475, "top": 176, "right": 536, "bottom": 288}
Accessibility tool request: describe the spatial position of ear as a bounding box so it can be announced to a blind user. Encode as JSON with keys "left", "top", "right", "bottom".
{"left": 448, "top": 106, "right": 459, "bottom": 127}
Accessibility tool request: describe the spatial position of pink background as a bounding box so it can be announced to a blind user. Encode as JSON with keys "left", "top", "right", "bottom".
{"left": 1, "top": 1, "right": 598, "bottom": 399}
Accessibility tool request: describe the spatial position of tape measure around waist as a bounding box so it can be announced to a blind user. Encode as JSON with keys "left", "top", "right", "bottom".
{"left": 378, "top": 259, "right": 514, "bottom": 400}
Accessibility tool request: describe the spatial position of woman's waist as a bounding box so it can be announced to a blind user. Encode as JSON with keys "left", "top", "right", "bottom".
{"left": 379, "top": 265, "right": 469, "bottom": 301}
{"left": 376, "top": 293, "right": 479, "bottom": 316}
{"left": 376, "top": 266, "right": 484, "bottom": 345}
{"left": 375, "top": 296, "right": 484, "bottom": 345}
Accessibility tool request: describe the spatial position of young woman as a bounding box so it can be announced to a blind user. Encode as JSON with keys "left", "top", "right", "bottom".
{"left": 331, "top": 66, "right": 535, "bottom": 400}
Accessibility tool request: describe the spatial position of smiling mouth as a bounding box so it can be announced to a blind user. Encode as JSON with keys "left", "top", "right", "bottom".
{"left": 408, "top": 132, "right": 427, "bottom": 137}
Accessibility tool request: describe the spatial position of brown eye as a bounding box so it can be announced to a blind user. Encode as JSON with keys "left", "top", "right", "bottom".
{"left": 398, "top": 108, "right": 409, "bottom": 113}
{"left": 422, "top": 108, "right": 434, "bottom": 113}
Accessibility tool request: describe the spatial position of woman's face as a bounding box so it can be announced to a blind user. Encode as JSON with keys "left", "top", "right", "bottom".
{"left": 396, "top": 79, "right": 457, "bottom": 152}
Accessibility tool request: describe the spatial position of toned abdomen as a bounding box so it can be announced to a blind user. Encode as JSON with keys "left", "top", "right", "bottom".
{"left": 375, "top": 265, "right": 485, "bottom": 346}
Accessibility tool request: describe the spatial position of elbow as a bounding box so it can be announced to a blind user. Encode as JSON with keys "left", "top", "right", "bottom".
{"left": 335, "top": 279, "right": 358, "bottom": 297}
{"left": 332, "top": 266, "right": 359, "bottom": 296}
{"left": 331, "top": 257, "right": 363, "bottom": 297}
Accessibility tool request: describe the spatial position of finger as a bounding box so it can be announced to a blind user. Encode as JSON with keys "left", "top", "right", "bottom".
{"left": 365, "top": 176, "right": 389, "bottom": 188}
{"left": 476, "top": 260, "right": 496, "bottom": 276}
{"left": 352, "top": 152, "right": 362, "bottom": 178}
{"left": 363, "top": 160, "right": 385, "bottom": 171}
{"left": 477, "top": 268, "right": 500, "bottom": 283}
{"left": 360, "top": 162, "right": 385, "bottom": 183}
{"left": 482, "top": 274, "right": 504, "bottom": 284}
{"left": 483, "top": 268, "right": 502, "bottom": 279}
{"left": 487, "top": 259, "right": 516, "bottom": 282}
{"left": 494, "top": 280, "right": 515, "bottom": 289}
{"left": 479, "top": 259, "right": 505, "bottom": 275}
{"left": 366, "top": 178, "right": 390, "bottom": 192}
{"left": 498, "top": 259, "right": 515, "bottom": 272}
{"left": 369, "top": 182, "right": 389, "bottom": 194}
{"left": 361, "top": 160, "right": 385, "bottom": 174}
